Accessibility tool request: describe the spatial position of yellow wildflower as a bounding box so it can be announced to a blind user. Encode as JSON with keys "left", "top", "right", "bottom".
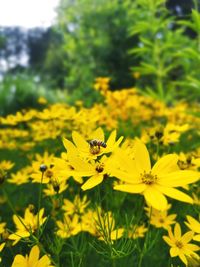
{"left": 145, "top": 205, "right": 177, "bottom": 230}
{"left": 185, "top": 216, "right": 200, "bottom": 242}
{"left": 127, "top": 224, "right": 147, "bottom": 239}
{"left": 66, "top": 155, "right": 111, "bottom": 191}
{"left": 163, "top": 223, "right": 200, "bottom": 265}
{"left": 9, "top": 206, "right": 47, "bottom": 245}
{"left": 63, "top": 128, "right": 123, "bottom": 160}
{"left": 11, "top": 245, "right": 53, "bottom": 267}
{"left": 112, "top": 139, "right": 199, "bottom": 210}
{"left": 62, "top": 195, "right": 90, "bottom": 216}
{"left": 56, "top": 214, "right": 81, "bottom": 239}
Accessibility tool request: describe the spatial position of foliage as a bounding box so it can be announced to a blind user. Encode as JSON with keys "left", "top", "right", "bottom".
{"left": 0, "top": 72, "right": 69, "bottom": 115}
{"left": 52, "top": 0, "right": 136, "bottom": 92}
{"left": 128, "top": 0, "right": 200, "bottom": 102}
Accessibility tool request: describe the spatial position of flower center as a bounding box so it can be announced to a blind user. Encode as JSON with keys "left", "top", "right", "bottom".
{"left": 141, "top": 171, "right": 157, "bottom": 185}
{"left": 96, "top": 164, "right": 104, "bottom": 173}
{"left": 45, "top": 170, "right": 53, "bottom": 178}
{"left": 175, "top": 241, "right": 183, "bottom": 249}
{"left": 90, "top": 146, "right": 101, "bottom": 155}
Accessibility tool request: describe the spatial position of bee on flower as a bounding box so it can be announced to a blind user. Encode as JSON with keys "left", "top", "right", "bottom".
{"left": 62, "top": 127, "right": 123, "bottom": 161}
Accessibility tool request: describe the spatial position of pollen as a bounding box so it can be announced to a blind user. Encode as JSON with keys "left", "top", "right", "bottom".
{"left": 90, "top": 146, "right": 101, "bottom": 155}
{"left": 95, "top": 164, "right": 104, "bottom": 173}
{"left": 141, "top": 171, "right": 157, "bottom": 185}
{"left": 175, "top": 241, "right": 183, "bottom": 249}
{"left": 45, "top": 169, "right": 53, "bottom": 178}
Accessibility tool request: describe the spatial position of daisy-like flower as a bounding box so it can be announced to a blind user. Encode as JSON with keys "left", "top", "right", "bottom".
{"left": 11, "top": 245, "right": 53, "bottom": 267}
{"left": 96, "top": 211, "right": 124, "bottom": 243}
{"left": 111, "top": 139, "right": 199, "bottom": 210}
{"left": 9, "top": 206, "right": 47, "bottom": 245}
{"left": 127, "top": 224, "right": 147, "bottom": 239}
{"left": 56, "top": 214, "right": 81, "bottom": 239}
{"left": 62, "top": 195, "right": 90, "bottom": 216}
{"left": 65, "top": 155, "right": 111, "bottom": 191}
{"left": 145, "top": 205, "right": 177, "bottom": 230}
{"left": 63, "top": 127, "right": 123, "bottom": 160}
{"left": 163, "top": 223, "right": 200, "bottom": 265}
{"left": 43, "top": 179, "right": 68, "bottom": 196}
{"left": 185, "top": 216, "right": 200, "bottom": 242}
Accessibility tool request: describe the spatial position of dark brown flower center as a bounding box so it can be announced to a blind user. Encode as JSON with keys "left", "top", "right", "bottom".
{"left": 175, "top": 241, "right": 183, "bottom": 249}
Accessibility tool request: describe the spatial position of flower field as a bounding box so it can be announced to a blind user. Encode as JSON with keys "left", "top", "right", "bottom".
{"left": 0, "top": 82, "right": 199, "bottom": 267}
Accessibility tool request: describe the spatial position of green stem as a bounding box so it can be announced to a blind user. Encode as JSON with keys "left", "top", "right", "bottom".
{"left": 37, "top": 171, "right": 44, "bottom": 238}
{"left": 137, "top": 207, "right": 152, "bottom": 267}
{"left": 3, "top": 188, "right": 30, "bottom": 233}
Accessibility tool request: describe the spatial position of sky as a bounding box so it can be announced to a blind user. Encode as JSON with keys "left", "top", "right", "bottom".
{"left": 0, "top": 0, "right": 59, "bottom": 28}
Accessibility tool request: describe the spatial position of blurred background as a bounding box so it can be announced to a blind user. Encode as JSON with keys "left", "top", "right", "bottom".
{"left": 0, "top": 0, "right": 198, "bottom": 115}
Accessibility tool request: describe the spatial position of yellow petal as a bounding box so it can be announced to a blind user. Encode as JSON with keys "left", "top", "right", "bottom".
{"left": 72, "top": 131, "right": 89, "bottom": 152}
{"left": 179, "top": 253, "right": 187, "bottom": 265}
{"left": 11, "top": 255, "right": 27, "bottom": 267}
{"left": 181, "top": 231, "right": 193, "bottom": 244}
{"left": 114, "top": 183, "right": 146, "bottom": 193}
{"left": 158, "top": 171, "right": 200, "bottom": 187}
{"left": 0, "top": 243, "right": 5, "bottom": 252}
{"left": 174, "top": 223, "right": 182, "bottom": 239}
{"left": 143, "top": 186, "right": 168, "bottom": 210}
{"left": 155, "top": 185, "right": 193, "bottom": 204}
{"left": 170, "top": 247, "right": 179, "bottom": 257}
{"left": 152, "top": 154, "right": 179, "bottom": 175}
{"left": 111, "top": 170, "right": 140, "bottom": 184}
{"left": 185, "top": 216, "right": 200, "bottom": 233}
{"left": 28, "top": 245, "right": 40, "bottom": 265}
{"left": 109, "top": 148, "right": 138, "bottom": 174}
{"left": 185, "top": 244, "right": 200, "bottom": 252}
{"left": 134, "top": 139, "right": 151, "bottom": 173}
{"left": 106, "top": 130, "right": 116, "bottom": 147}
{"left": 62, "top": 138, "right": 76, "bottom": 153}
{"left": 110, "top": 228, "right": 124, "bottom": 240}
{"left": 90, "top": 128, "right": 104, "bottom": 141}
{"left": 193, "top": 234, "right": 200, "bottom": 241}
{"left": 37, "top": 255, "right": 51, "bottom": 267}
{"left": 163, "top": 236, "right": 174, "bottom": 247}
{"left": 81, "top": 174, "right": 104, "bottom": 191}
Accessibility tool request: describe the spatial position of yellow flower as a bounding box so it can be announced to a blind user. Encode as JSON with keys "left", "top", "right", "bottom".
{"left": 63, "top": 128, "right": 123, "bottom": 160}
{"left": 43, "top": 179, "right": 68, "bottom": 196}
{"left": 8, "top": 170, "right": 30, "bottom": 185}
{"left": 0, "top": 160, "right": 14, "bottom": 171}
{"left": 185, "top": 216, "right": 200, "bottom": 242}
{"left": 145, "top": 205, "right": 177, "bottom": 230}
{"left": 93, "top": 77, "right": 110, "bottom": 94}
{"left": 62, "top": 195, "right": 90, "bottom": 216}
{"left": 31, "top": 158, "right": 69, "bottom": 184}
{"left": 11, "top": 245, "right": 53, "bottom": 267}
{"left": 127, "top": 224, "right": 147, "bottom": 239}
{"left": 66, "top": 155, "right": 111, "bottom": 191}
{"left": 95, "top": 211, "right": 124, "bottom": 242}
{"left": 37, "top": 96, "right": 47, "bottom": 105}
{"left": 9, "top": 206, "right": 47, "bottom": 245}
{"left": 56, "top": 214, "right": 81, "bottom": 239}
{"left": 112, "top": 139, "right": 199, "bottom": 210}
{"left": 163, "top": 223, "right": 200, "bottom": 265}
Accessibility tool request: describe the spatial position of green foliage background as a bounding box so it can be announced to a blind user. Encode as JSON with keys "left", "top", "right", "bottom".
{"left": 0, "top": 0, "right": 200, "bottom": 111}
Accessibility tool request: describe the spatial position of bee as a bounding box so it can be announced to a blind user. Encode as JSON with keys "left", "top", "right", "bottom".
{"left": 89, "top": 139, "right": 107, "bottom": 148}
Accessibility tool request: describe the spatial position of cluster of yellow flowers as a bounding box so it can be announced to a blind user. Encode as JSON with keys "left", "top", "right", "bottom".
{"left": 0, "top": 85, "right": 200, "bottom": 266}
